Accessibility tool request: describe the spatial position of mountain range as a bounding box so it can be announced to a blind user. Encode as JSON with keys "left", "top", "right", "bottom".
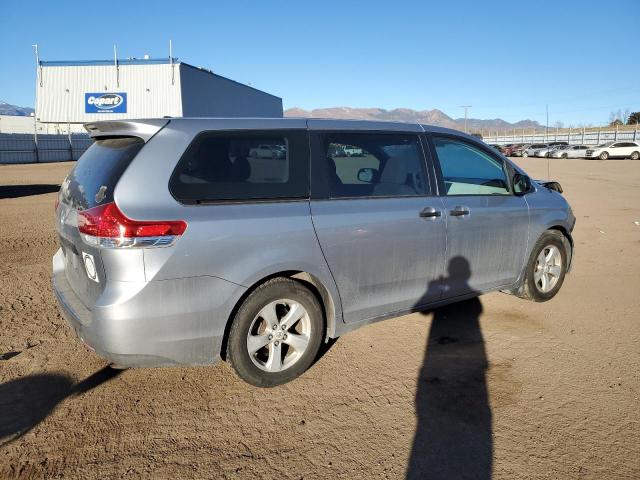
{"left": 0, "top": 101, "right": 34, "bottom": 116}
{"left": 284, "top": 107, "right": 542, "bottom": 131}
{"left": 0, "top": 100, "right": 543, "bottom": 131}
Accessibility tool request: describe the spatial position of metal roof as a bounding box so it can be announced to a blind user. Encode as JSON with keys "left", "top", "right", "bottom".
{"left": 40, "top": 57, "right": 177, "bottom": 67}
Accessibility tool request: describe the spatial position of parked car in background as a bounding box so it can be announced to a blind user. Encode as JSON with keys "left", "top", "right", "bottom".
{"left": 503, "top": 144, "right": 523, "bottom": 156}
{"left": 51, "top": 118, "right": 575, "bottom": 387}
{"left": 511, "top": 144, "right": 531, "bottom": 157}
{"left": 488, "top": 144, "right": 503, "bottom": 152}
{"left": 585, "top": 141, "right": 640, "bottom": 160}
{"left": 534, "top": 143, "right": 569, "bottom": 157}
{"left": 551, "top": 145, "right": 590, "bottom": 159}
{"left": 534, "top": 146, "right": 555, "bottom": 158}
{"left": 523, "top": 144, "right": 548, "bottom": 157}
{"left": 249, "top": 144, "right": 286, "bottom": 159}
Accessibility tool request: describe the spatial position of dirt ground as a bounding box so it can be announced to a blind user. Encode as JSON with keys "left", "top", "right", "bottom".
{"left": 1, "top": 158, "right": 639, "bottom": 479}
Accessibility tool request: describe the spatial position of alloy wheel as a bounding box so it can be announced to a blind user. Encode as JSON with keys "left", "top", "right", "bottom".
{"left": 246, "top": 299, "right": 311, "bottom": 372}
{"left": 534, "top": 245, "right": 562, "bottom": 293}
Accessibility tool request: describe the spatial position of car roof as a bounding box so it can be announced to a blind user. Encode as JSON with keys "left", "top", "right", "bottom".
{"left": 86, "top": 117, "right": 483, "bottom": 144}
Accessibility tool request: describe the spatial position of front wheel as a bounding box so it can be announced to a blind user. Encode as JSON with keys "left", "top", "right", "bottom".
{"left": 518, "top": 230, "right": 568, "bottom": 302}
{"left": 630, "top": 151, "right": 639, "bottom": 160}
{"left": 599, "top": 151, "right": 609, "bottom": 160}
{"left": 227, "top": 277, "right": 324, "bottom": 387}
{"left": 562, "top": 153, "right": 568, "bottom": 159}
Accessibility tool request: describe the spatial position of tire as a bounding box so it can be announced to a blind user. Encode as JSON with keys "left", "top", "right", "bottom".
{"left": 599, "top": 151, "right": 609, "bottom": 160}
{"left": 517, "top": 230, "right": 568, "bottom": 302}
{"left": 227, "top": 277, "right": 324, "bottom": 387}
{"left": 630, "top": 151, "right": 639, "bottom": 160}
{"left": 562, "top": 153, "right": 568, "bottom": 159}
{"left": 522, "top": 151, "right": 528, "bottom": 158}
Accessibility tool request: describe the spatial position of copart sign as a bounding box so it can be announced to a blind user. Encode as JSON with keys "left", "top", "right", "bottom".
{"left": 85, "top": 93, "right": 127, "bottom": 113}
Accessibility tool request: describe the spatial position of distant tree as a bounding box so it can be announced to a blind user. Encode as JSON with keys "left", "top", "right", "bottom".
{"left": 627, "top": 112, "right": 640, "bottom": 125}
{"left": 610, "top": 119, "right": 624, "bottom": 127}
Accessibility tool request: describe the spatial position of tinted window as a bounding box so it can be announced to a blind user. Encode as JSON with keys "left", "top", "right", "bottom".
{"left": 323, "top": 133, "right": 428, "bottom": 198}
{"left": 433, "top": 137, "right": 510, "bottom": 196}
{"left": 170, "top": 131, "right": 309, "bottom": 202}
{"left": 60, "top": 137, "right": 143, "bottom": 210}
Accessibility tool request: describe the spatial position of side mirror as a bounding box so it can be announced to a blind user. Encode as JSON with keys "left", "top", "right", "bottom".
{"left": 513, "top": 173, "right": 533, "bottom": 195}
{"left": 540, "top": 181, "right": 563, "bottom": 193}
{"left": 357, "top": 167, "right": 377, "bottom": 183}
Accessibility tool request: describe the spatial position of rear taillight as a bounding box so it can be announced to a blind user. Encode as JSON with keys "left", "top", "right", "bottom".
{"left": 77, "top": 202, "right": 187, "bottom": 248}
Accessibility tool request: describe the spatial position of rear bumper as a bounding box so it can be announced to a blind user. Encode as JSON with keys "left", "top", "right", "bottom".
{"left": 52, "top": 248, "right": 245, "bottom": 368}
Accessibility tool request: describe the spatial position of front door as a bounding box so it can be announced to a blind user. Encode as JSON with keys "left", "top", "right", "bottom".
{"left": 429, "top": 135, "right": 530, "bottom": 298}
{"left": 310, "top": 131, "right": 446, "bottom": 323}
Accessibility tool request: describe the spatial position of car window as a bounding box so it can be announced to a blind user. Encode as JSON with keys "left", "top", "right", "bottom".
{"left": 433, "top": 137, "right": 510, "bottom": 196}
{"left": 170, "top": 131, "right": 309, "bottom": 202}
{"left": 322, "top": 133, "right": 428, "bottom": 198}
{"left": 61, "top": 137, "right": 144, "bottom": 210}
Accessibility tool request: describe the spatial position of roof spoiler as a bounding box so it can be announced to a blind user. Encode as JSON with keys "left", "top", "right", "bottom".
{"left": 84, "top": 119, "right": 170, "bottom": 142}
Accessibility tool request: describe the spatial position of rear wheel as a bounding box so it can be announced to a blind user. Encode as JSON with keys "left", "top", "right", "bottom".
{"left": 630, "top": 151, "right": 639, "bottom": 160}
{"left": 562, "top": 153, "right": 568, "bottom": 159}
{"left": 599, "top": 151, "right": 609, "bottom": 160}
{"left": 518, "top": 230, "right": 568, "bottom": 302}
{"left": 227, "top": 277, "right": 324, "bottom": 387}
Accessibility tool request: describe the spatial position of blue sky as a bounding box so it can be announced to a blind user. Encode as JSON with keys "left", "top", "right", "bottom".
{"left": 2, "top": 0, "right": 639, "bottom": 126}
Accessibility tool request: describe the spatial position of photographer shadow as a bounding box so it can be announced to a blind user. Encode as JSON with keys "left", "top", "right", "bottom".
{"left": 407, "top": 256, "right": 492, "bottom": 479}
{"left": 0, "top": 366, "right": 121, "bottom": 446}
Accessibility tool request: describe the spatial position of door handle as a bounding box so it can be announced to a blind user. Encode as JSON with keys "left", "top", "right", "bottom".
{"left": 449, "top": 206, "right": 470, "bottom": 217}
{"left": 419, "top": 206, "right": 442, "bottom": 219}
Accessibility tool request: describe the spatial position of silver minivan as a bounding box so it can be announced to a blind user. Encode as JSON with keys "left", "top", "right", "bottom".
{"left": 52, "top": 118, "right": 575, "bottom": 387}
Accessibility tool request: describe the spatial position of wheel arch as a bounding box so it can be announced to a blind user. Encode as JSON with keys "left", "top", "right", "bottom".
{"left": 547, "top": 225, "right": 574, "bottom": 272}
{"left": 219, "top": 270, "right": 337, "bottom": 361}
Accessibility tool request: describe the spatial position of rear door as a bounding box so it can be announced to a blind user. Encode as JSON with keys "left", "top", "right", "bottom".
{"left": 56, "top": 137, "right": 145, "bottom": 308}
{"left": 309, "top": 129, "right": 446, "bottom": 323}
{"left": 428, "top": 134, "right": 530, "bottom": 297}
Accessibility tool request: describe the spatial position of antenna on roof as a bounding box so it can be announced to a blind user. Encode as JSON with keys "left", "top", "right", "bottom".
{"left": 169, "top": 39, "right": 175, "bottom": 86}
{"left": 114, "top": 44, "right": 119, "bottom": 87}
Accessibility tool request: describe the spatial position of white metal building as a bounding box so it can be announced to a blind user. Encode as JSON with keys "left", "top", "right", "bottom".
{"left": 34, "top": 57, "right": 283, "bottom": 131}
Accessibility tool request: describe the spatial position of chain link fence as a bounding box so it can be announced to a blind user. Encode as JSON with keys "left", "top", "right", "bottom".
{"left": 477, "top": 126, "right": 640, "bottom": 145}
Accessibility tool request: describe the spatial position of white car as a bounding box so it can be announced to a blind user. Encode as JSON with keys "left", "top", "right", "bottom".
{"left": 522, "top": 143, "right": 548, "bottom": 157}
{"left": 585, "top": 141, "right": 640, "bottom": 160}
{"left": 550, "top": 145, "right": 590, "bottom": 159}
{"left": 249, "top": 144, "right": 286, "bottom": 159}
{"left": 343, "top": 146, "right": 364, "bottom": 157}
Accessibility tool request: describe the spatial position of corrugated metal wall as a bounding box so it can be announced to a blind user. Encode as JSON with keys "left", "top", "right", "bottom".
{"left": 36, "top": 63, "right": 183, "bottom": 123}
{"left": 0, "top": 133, "right": 92, "bottom": 164}
{"left": 180, "top": 64, "right": 283, "bottom": 117}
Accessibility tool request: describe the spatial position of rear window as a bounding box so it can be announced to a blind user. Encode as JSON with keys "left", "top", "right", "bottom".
{"left": 60, "top": 137, "right": 144, "bottom": 210}
{"left": 170, "top": 131, "right": 309, "bottom": 203}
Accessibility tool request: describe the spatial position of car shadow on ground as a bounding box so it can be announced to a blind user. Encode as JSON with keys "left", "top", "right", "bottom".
{"left": 0, "top": 184, "right": 60, "bottom": 199}
{"left": 0, "top": 365, "right": 121, "bottom": 446}
{"left": 407, "top": 256, "right": 492, "bottom": 480}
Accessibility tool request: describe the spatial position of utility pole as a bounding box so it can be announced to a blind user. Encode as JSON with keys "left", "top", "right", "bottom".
{"left": 459, "top": 105, "right": 472, "bottom": 133}
{"left": 546, "top": 104, "right": 550, "bottom": 181}
{"left": 32, "top": 44, "right": 40, "bottom": 163}
{"left": 545, "top": 104, "right": 549, "bottom": 144}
